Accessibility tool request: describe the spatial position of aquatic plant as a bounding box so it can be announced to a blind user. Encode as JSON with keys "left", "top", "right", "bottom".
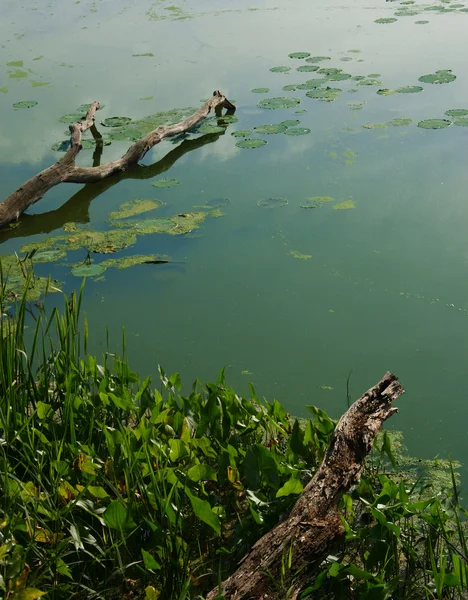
{"left": 417, "top": 118, "right": 452, "bottom": 129}
{"left": 257, "top": 197, "right": 288, "bottom": 208}
{"left": 289, "top": 52, "right": 311, "bottom": 59}
{"left": 12, "top": 100, "right": 38, "bottom": 109}
{"left": 151, "top": 177, "right": 180, "bottom": 188}
{"left": 254, "top": 123, "right": 288, "bottom": 134}
{"left": 418, "top": 69, "right": 456, "bottom": 84}
{"left": 235, "top": 138, "right": 267, "bottom": 149}
{"left": 257, "top": 97, "right": 301, "bottom": 109}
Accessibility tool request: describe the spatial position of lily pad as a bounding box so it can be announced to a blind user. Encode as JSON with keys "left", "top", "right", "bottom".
{"left": 445, "top": 109, "right": 468, "bottom": 117}
{"left": 333, "top": 200, "right": 355, "bottom": 210}
{"left": 386, "top": 118, "right": 413, "bottom": 126}
{"left": 282, "top": 84, "right": 298, "bottom": 91}
{"left": 280, "top": 120, "right": 301, "bottom": 127}
{"left": 77, "top": 103, "right": 104, "bottom": 112}
{"left": 254, "top": 123, "right": 288, "bottom": 134}
{"left": 101, "top": 254, "right": 168, "bottom": 269}
{"left": 59, "top": 113, "right": 84, "bottom": 124}
{"left": 251, "top": 88, "right": 270, "bottom": 93}
{"left": 13, "top": 100, "right": 38, "bottom": 109}
{"left": 418, "top": 70, "right": 456, "bottom": 84}
{"left": 396, "top": 85, "right": 424, "bottom": 94}
{"left": 196, "top": 124, "right": 225, "bottom": 134}
{"left": 236, "top": 139, "right": 267, "bottom": 149}
{"left": 70, "top": 263, "right": 106, "bottom": 278}
{"left": 257, "top": 97, "right": 301, "bottom": 110}
{"left": 51, "top": 140, "right": 71, "bottom": 152}
{"left": 328, "top": 73, "right": 352, "bottom": 81}
{"left": 375, "top": 17, "right": 398, "bottom": 22}
{"left": 415, "top": 20, "right": 429, "bottom": 23}
{"left": 289, "top": 52, "right": 311, "bottom": 59}
{"left": 417, "top": 119, "right": 452, "bottom": 129}
{"left": 106, "top": 128, "right": 143, "bottom": 141}
{"left": 305, "top": 87, "right": 342, "bottom": 102}
{"left": 305, "top": 56, "right": 331, "bottom": 63}
{"left": 297, "top": 65, "right": 320, "bottom": 72}
{"left": 34, "top": 249, "right": 66, "bottom": 262}
{"left": 257, "top": 197, "right": 288, "bottom": 208}
{"left": 101, "top": 116, "right": 132, "bottom": 127}
{"left": 231, "top": 130, "right": 252, "bottom": 137}
{"left": 297, "top": 78, "right": 330, "bottom": 90}
{"left": 151, "top": 178, "right": 180, "bottom": 188}
{"left": 284, "top": 127, "right": 311, "bottom": 135}
{"left": 318, "top": 67, "right": 342, "bottom": 75}
{"left": 270, "top": 66, "right": 291, "bottom": 73}
{"left": 363, "top": 123, "right": 387, "bottom": 129}
{"left": 453, "top": 118, "right": 468, "bottom": 127}
{"left": 109, "top": 199, "right": 163, "bottom": 220}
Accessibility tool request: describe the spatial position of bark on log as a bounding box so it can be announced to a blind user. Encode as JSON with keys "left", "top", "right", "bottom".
{"left": 0, "top": 91, "right": 235, "bottom": 229}
{"left": 206, "top": 372, "right": 405, "bottom": 600}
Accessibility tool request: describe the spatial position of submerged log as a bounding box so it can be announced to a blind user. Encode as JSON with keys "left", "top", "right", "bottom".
{"left": 206, "top": 372, "right": 405, "bottom": 600}
{"left": 0, "top": 91, "right": 235, "bottom": 229}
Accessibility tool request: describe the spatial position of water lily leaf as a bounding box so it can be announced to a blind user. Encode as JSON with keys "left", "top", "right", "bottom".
{"left": 318, "top": 67, "right": 342, "bottom": 75}
{"left": 297, "top": 65, "right": 320, "bottom": 72}
{"left": 445, "top": 109, "right": 468, "bottom": 117}
{"left": 251, "top": 87, "right": 270, "bottom": 93}
{"left": 280, "top": 119, "right": 301, "bottom": 127}
{"left": 328, "top": 73, "right": 352, "bottom": 81}
{"left": 282, "top": 84, "right": 298, "bottom": 91}
{"left": 386, "top": 118, "right": 412, "bottom": 126}
{"left": 257, "top": 197, "right": 288, "bottom": 208}
{"left": 305, "top": 87, "right": 342, "bottom": 102}
{"left": 417, "top": 118, "right": 452, "bottom": 129}
{"left": 34, "top": 249, "right": 67, "bottom": 262}
{"left": 297, "top": 78, "right": 329, "bottom": 90}
{"left": 59, "top": 113, "right": 84, "bottom": 124}
{"left": 257, "top": 97, "right": 301, "bottom": 109}
{"left": 418, "top": 69, "right": 456, "bottom": 84}
{"left": 254, "top": 123, "right": 288, "bottom": 134}
{"left": 101, "top": 116, "right": 132, "bottom": 127}
{"left": 289, "top": 52, "right": 311, "bottom": 59}
{"left": 195, "top": 123, "right": 225, "bottom": 134}
{"left": 270, "top": 66, "right": 291, "bottom": 73}
{"left": 415, "top": 20, "right": 429, "bottom": 23}
{"left": 363, "top": 122, "right": 387, "bottom": 129}
{"left": 396, "top": 85, "right": 423, "bottom": 93}
{"left": 13, "top": 100, "right": 38, "bottom": 109}
{"left": 76, "top": 103, "right": 104, "bottom": 112}
{"left": 235, "top": 139, "right": 267, "bottom": 149}
{"left": 105, "top": 128, "right": 143, "bottom": 141}
{"left": 151, "top": 178, "right": 180, "bottom": 188}
{"left": 333, "top": 200, "right": 355, "bottom": 210}
{"left": 284, "top": 127, "right": 311, "bottom": 135}
{"left": 231, "top": 130, "right": 252, "bottom": 138}
{"left": 51, "top": 140, "right": 71, "bottom": 152}
{"left": 305, "top": 56, "right": 331, "bottom": 63}
{"left": 375, "top": 17, "right": 398, "bottom": 22}
{"left": 454, "top": 118, "right": 468, "bottom": 126}
{"left": 70, "top": 263, "right": 106, "bottom": 277}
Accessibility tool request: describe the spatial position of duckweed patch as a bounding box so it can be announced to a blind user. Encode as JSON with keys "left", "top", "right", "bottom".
{"left": 257, "top": 97, "right": 301, "bottom": 110}
{"left": 13, "top": 100, "right": 38, "bottom": 109}
{"left": 109, "top": 199, "right": 163, "bottom": 220}
{"left": 257, "top": 197, "right": 288, "bottom": 208}
{"left": 417, "top": 118, "right": 452, "bottom": 129}
{"left": 235, "top": 139, "right": 267, "bottom": 149}
{"left": 151, "top": 178, "right": 180, "bottom": 188}
{"left": 288, "top": 250, "right": 312, "bottom": 260}
{"left": 418, "top": 69, "right": 456, "bottom": 84}
{"left": 333, "top": 200, "right": 355, "bottom": 210}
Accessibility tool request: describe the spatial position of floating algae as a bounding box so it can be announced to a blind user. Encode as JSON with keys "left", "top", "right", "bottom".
{"left": 257, "top": 97, "right": 301, "bottom": 110}
{"left": 0, "top": 254, "right": 60, "bottom": 307}
{"left": 113, "top": 212, "right": 208, "bottom": 236}
{"left": 100, "top": 254, "right": 169, "bottom": 269}
{"left": 288, "top": 250, "right": 312, "bottom": 260}
{"left": 34, "top": 249, "right": 67, "bottom": 262}
{"left": 302, "top": 196, "right": 334, "bottom": 207}
{"left": 333, "top": 200, "right": 355, "bottom": 210}
{"left": 235, "top": 139, "right": 267, "bottom": 149}
{"left": 257, "top": 197, "right": 288, "bottom": 208}
{"left": 108, "top": 199, "right": 164, "bottom": 220}
{"left": 418, "top": 69, "right": 456, "bottom": 84}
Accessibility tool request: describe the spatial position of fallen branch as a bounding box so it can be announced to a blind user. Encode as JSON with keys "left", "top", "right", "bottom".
{"left": 206, "top": 372, "right": 405, "bottom": 600}
{"left": 0, "top": 91, "right": 235, "bottom": 229}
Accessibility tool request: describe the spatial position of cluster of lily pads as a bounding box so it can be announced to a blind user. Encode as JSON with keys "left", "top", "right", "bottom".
{"left": 374, "top": 0, "right": 468, "bottom": 23}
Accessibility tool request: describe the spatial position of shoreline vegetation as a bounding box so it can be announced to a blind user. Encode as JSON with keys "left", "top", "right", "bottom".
{"left": 0, "top": 277, "right": 467, "bottom": 599}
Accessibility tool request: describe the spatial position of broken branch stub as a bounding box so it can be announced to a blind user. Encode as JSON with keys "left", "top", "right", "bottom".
{"left": 206, "top": 372, "right": 404, "bottom": 600}
{"left": 0, "top": 91, "right": 235, "bottom": 229}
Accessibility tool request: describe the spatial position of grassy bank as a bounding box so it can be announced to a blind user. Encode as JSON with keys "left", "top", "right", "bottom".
{"left": 1, "top": 279, "right": 467, "bottom": 599}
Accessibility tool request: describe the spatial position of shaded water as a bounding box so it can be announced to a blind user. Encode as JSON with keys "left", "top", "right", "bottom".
{"left": 1, "top": 0, "right": 468, "bottom": 462}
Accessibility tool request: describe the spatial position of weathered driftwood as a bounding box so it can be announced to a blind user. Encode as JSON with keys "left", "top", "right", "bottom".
{"left": 206, "top": 372, "right": 405, "bottom": 600}
{"left": 0, "top": 91, "right": 235, "bottom": 229}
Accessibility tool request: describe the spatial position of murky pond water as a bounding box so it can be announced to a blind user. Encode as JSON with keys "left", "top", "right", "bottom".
{"left": 1, "top": 0, "right": 468, "bottom": 462}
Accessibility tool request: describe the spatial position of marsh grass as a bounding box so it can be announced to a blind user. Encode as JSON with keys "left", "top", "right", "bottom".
{"left": 0, "top": 270, "right": 467, "bottom": 599}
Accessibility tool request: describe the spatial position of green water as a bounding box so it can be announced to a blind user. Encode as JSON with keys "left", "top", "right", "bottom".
{"left": 1, "top": 0, "right": 468, "bottom": 462}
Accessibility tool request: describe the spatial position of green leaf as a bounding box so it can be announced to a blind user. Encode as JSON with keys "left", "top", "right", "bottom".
{"left": 185, "top": 490, "right": 220, "bottom": 534}
{"left": 141, "top": 548, "right": 161, "bottom": 571}
{"left": 145, "top": 586, "right": 159, "bottom": 600}
{"left": 36, "top": 401, "right": 52, "bottom": 419}
{"left": 88, "top": 485, "right": 110, "bottom": 499}
{"left": 187, "top": 464, "right": 217, "bottom": 482}
{"left": 102, "top": 501, "right": 137, "bottom": 530}
{"left": 382, "top": 431, "right": 396, "bottom": 468}
{"left": 13, "top": 589, "right": 47, "bottom": 600}
{"left": 276, "top": 477, "right": 303, "bottom": 498}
